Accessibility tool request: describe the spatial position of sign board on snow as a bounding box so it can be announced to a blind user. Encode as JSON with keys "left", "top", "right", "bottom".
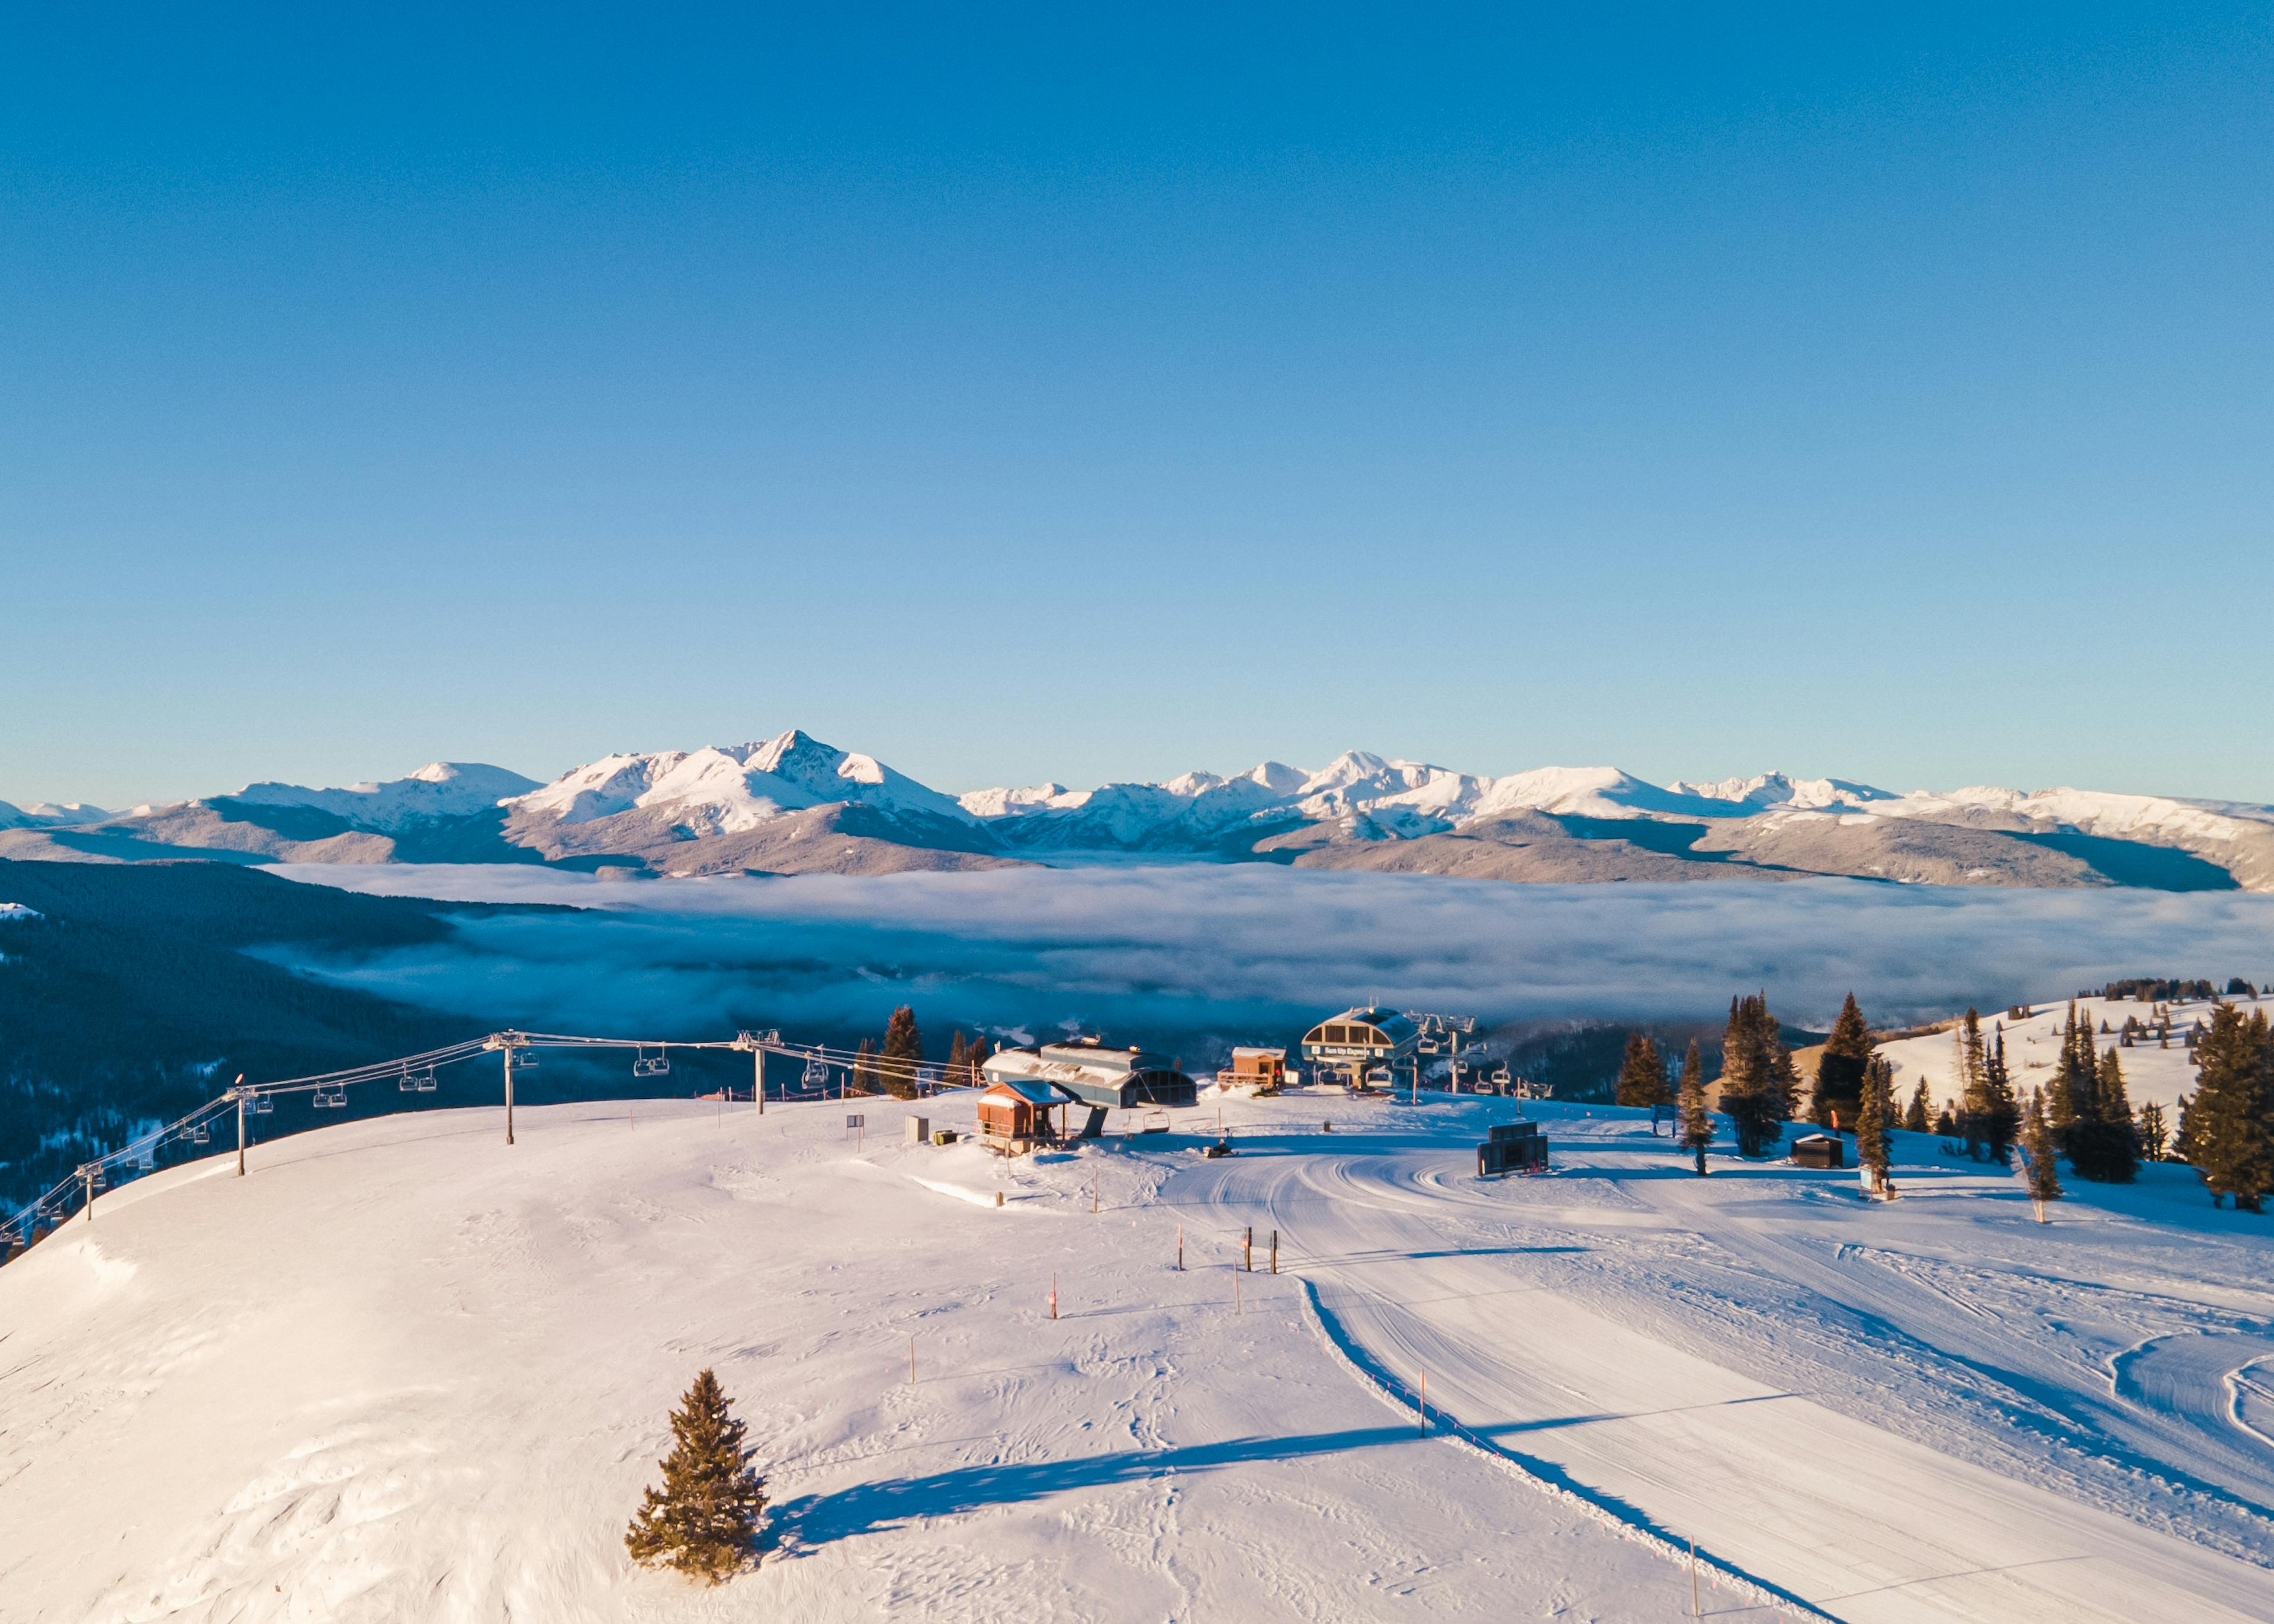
{"left": 846, "top": 1114, "right": 865, "bottom": 1129}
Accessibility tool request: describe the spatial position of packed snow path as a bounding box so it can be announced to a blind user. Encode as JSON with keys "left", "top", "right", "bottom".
{"left": 4, "top": 1091, "right": 2273, "bottom": 1621}
{"left": 1177, "top": 1111, "right": 2274, "bottom": 1620}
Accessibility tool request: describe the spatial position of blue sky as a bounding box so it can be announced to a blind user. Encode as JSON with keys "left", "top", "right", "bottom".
{"left": 4, "top": 6, "right": 2269, "bottom": 807}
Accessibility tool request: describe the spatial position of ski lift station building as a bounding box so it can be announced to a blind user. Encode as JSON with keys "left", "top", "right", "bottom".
{"left": 1300, "top": 1006, "right": 1421, "bottom": 1085}
{"left": 980, "top": 1039, "right": 1198, "bottom": 1111}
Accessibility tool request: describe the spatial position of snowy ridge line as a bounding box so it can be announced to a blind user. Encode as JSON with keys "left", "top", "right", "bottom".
{"left": 0, "top": 1025, "right": 981, "bottom": 1255}
{"left": 1293, "top": 1276, "right": 1836, "bottom": 1620}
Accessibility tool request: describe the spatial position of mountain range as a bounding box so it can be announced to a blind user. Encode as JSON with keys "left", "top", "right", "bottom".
{"left": 5, "top": 730, "right": 2270, "bottom": 892}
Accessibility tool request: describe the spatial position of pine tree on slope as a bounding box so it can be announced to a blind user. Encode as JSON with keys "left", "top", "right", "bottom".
{"left": 1718, "top": 994, "right": 1784, "bottom": 1157}
{"left": 2020, "top": 1089, "right": 2063, "bottom": 1214}
{"left": 2047, "top": 1002, "right": 2091, "bottom": 1152}
{"left": 2136, "top": 1100, "right": 2170, "bottom": 1162}
{"left": 1615, "top": 1031, "right": 1670, "bottom": 1110}
{"left": 880, "top": 1005, "right": 926, "bottom": 1100}
{"left": 2070, "top": 1046, "right": 2139, "bottom": 1184}
{"left": 1857, "top": 1055, "right": 1894, "bottom": 1197}
{"left": 850, "top": 1038, "right": 877, "bottom": 1096}
{"left": 1903, "top": 1079, "right": 1932, "bottom": 1134}
{"left": 1956, "top": 1010, "right": 1992, "bottom": 1162}
{"left": 1678, "top": 1038, "right": 1713, "bottom": 1175}
{"left": 1983, "top": 1031, "right": 2019, "bottom": 1163}
{"left": 626, "top": 1369, "right": 767, "bottom": 1584}
{"left": 1815, "top": 993, "right": 1874, "bottom": 1130}
{"left": 946, "top": 1031, "right": 970, "bottom": 1089}
{"left": 2189, "top": 1004, "right": 2273, "bottom": 1211}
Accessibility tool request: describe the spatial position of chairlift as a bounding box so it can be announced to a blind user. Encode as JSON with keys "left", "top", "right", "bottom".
{"left": 252, "top": 1090, "right": 274, "bottom": 1115}
{"left": 314, "top": 1082, "right": 347, "bottom": 1110}
{"left": 802, "top": 1054, "right": 830, "bottom": 1088}
{"left": 1417, "top": 1037, "right": 1442, "bottom": 1056}
{"left": 632, "top": 1044, "right": 672, "bottom": 1079}
{"left": 87, "top": 1164, "right": 108, "bottom": 1190}
{"left": 510, "top": 1047, "right": 539, "bottom": 1069}
{"left": 1364, "top": 1066, "right": 1393, "bottom": 1086}
{"left": 191, "top": 1119, "right": 212, "bottom": 1144}
{"left": 407, "top": 1067, "right": 437, "bottom": 1093}
{"left": 1491, "top": 1062, "right": 1511, "bottom": 1086}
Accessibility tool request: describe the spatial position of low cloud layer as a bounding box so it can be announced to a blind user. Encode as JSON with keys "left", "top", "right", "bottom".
{"left": 272, "top": 864, "right": 2274, "bottom": 1052}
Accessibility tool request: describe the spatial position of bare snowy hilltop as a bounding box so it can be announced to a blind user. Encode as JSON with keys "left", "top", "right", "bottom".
{"left": 6, "top": 728, "right": 2272, "bottom": 889}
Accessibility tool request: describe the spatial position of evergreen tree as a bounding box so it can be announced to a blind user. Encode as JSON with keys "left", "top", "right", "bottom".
{"left": 1955, "top": 1009, "right": 1992, "bottom": 1160}
{"left": 1933, "top": 1102, "right": 1958, "bottom": 1137}
{"left": 879, "top": 1005, "right": 925, "bottom": 1099}
{"left": 1677, "top": 1038, "right": 1713, "bottom": 1174}
{"left": 2069, "top": 1046, "right": 2139, "bottom": 1183}
{"left": 1717, "top": 994, "right": 1783, "bottom": 1157}
{"left": 2136, "top": 1100, "right": 2170, "bottom": 1162}
{"left": 2188, "top": 1003, "right": 2273, "bottom": 1211}
{"left": 1614, "top": 1031, "right": 1670, "bottom": 1109}
{"left": 946, "top": 1030, "right": 969, "bottom": 1089}
{"left": 1857, "top": 1055, "right": 1894, "bottom": 1195}
{"left": 625, "top": 1368, "right": 767, "bottom": 1584}
{"left": 2019, "top": 1089, "right": 2063, "bottom": 1211}
{"left": 1982, "top": 1031, "right": 2019, "bottom": 1162}
{"left": 1815, "top": 992, "right": 1874, "bottom": 1130}
{"left": 849, "top": 1038, "right": 877, "bottom": 1095}
{"left": 2047, "top": 1002, "right": 2090, "bottom": 1150}
{"left": 1903, "top": 1079, "right": 1931, "bottom": 1134}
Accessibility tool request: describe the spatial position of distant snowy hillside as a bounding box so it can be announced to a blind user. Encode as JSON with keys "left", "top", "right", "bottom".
{"left": 9, "top": 733, "right": 2274, "bottom": 890}
{"left": 233, "top": 761, "right": 542, "bottom": 830}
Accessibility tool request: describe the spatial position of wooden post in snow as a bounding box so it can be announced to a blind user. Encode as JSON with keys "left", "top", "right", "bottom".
{"left": 1243, "top": 1226, "right": 1252, "bottom": 1272}
{"left": 1177, "top": 1224, "right": 1184, "bottom": 1271}
{"left": 1270, "top": 1230, "right": 1278, "bottom": 1274}
{"left": 503, "top": 1042, "right": 516, "bottom": 1146}
{"left": 754, "top": 1044, "right": 765, "bottom": 1115}
{"left": 1050, "top": 1274, "right": 1058, "bottom": 1320}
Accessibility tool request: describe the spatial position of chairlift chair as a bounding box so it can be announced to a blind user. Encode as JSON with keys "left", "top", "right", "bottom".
{"left": 1417, "top": 1037, "right": 1441, "bottom": 1056}
{"left": 252, "top": 1090, "right": 274, "bottom": 1114}
{"left": 802, "top": 1054, "right": 830, "bottom": 1088}
{"left": 410, "top": 1067, "right": 437, "bottom": 1093}
{"left": 632, "top": 1045, "right": 671, "bottom": 1079}
{"left": 510, "top": 1047, "right": 539, "bottom": 1069}
{"left": 314, "top": 1083, "right": 346, "bottom": 1109}
{"left": 1364, "top": 1066, "right": 1393, "bottom": 1087}
{"left": 87, "top": 1164, "right": 107, "bottom": 1189}
{"left": 1490, "top": 1062, "right": 1511, "bottom": 1086}
{"left": 190, "top": 1120, "right": 211, "bottom": 1144}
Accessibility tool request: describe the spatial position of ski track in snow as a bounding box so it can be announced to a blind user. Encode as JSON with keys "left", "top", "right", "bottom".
{"left": 5, "top": 1094, "right": 2274, "bottom": 1620}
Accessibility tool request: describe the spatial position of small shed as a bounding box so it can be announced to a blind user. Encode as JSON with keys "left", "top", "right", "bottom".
{"left": 976, "top": 1078, "right": 1074, "bottom": 1155}
{"left": 1790, "top": 1133, "right": 1846, "bottom": 1170}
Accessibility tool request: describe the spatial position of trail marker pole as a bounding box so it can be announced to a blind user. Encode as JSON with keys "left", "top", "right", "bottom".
{"left": 503, "top": 1043, "right": 516, "bottom": 1146}
{"left": 754, "top": 1044, "right": 765, "bottom": 1115}
{"left": 1244, "top": 1226, "right": 1252, "bottom": 1272}
{"left": 1177, "top": 1224, "right": 1184, "bottom": 1271}
{"left": 1270, "top": 1230, "right": 1278, "bottom": 1274}
{"left": 1050, "top": 1274, "right": 1058, "bottom": 1320}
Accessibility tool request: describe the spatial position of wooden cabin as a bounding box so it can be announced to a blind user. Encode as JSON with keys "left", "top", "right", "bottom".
{"left": 976, "top": 1078, "right": 1071, "bottom": 1155}
{"left": 1216, "top": 1047, "right": 1287, "bottom": 1091}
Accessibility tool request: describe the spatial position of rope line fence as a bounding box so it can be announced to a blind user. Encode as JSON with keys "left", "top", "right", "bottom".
{"left": 1, "top": 1027, "right": 987, "bottom": 1258}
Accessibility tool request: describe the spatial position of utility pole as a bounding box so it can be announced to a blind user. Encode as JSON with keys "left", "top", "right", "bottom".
{"left": 1244, "top": 1226, "right": 1252, "bottom": 1272}
{"left": 754, "top": 1043, "right": 765, "bottom": 1115}
{"left": 502, "top": 1038, "right": 516, "bottom": 1146}
{"left": 236, "top": 1088, "right": 247, "bottom": 1177}
{"left": 81, "top": 1167, "right": 94, "bottom": 1223}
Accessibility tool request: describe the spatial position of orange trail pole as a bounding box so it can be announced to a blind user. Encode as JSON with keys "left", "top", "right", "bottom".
{"left": 1177, "top": 1224, "right": 1184, "bottom": 1271}
{"left": 1050, "top": 1274, "right": 1058, "bottom": 1320}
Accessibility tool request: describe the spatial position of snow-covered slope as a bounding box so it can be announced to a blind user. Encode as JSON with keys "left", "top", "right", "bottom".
{"left": 0, "top": 799, "right": 111, "bottom": 829}
{"left": 8, "top": 1090, "right": 2271, "bottom": 1621}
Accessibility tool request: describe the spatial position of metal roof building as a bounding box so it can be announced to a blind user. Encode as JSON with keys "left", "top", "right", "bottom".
{"left": 1299, "top": 1006, "right": 1421, "bottom": 1085}
{"left": 980, "top": 1039, "right": 1197, "bottom": 1110}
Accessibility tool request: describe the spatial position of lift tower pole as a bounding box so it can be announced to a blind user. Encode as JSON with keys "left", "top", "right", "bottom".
{"left": 502, "top": 1037, "right": 517, "bottom": 1146}
{"left": 236, "top": 1089, "right": 247, "bottom": 1177}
